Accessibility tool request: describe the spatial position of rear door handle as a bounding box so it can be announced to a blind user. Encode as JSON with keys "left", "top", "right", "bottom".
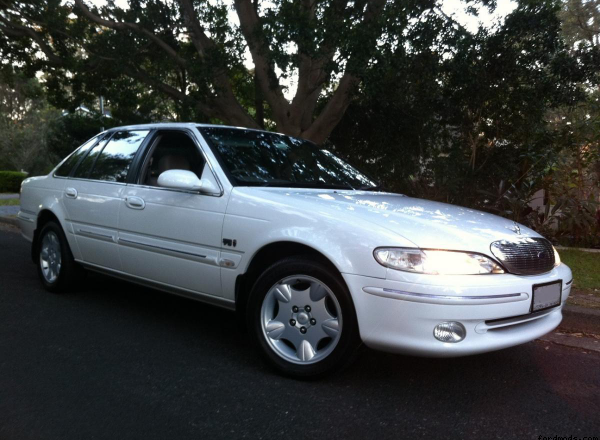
{"left": 125, "top": 196, "right": 145, "bottom": 210}
{"left": 65, "top": 187, "right": 78, "bottom": 199}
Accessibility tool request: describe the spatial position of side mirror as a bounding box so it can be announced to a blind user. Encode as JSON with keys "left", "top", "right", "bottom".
{"left": 157, "top": 169, "right": 219, "bottom": 195}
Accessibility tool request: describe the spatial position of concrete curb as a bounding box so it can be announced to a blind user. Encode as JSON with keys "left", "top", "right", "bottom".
{"left": 560, "top": 304, "right": 600, "bottom": 337}
{"left": 0, "top": 215, "right": 18, "bottom": 227}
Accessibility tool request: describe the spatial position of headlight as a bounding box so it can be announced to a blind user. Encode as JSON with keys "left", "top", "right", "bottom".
{"left": 374, "top": 247, "right": 504, "bottom": 275}
{"left": 553, "top": 246, "right": 561, "bottom": 266}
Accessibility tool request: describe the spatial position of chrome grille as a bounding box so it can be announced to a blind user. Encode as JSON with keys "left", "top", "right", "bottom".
{"left": 490, "top": 237, "right": 555, "bottom": 275}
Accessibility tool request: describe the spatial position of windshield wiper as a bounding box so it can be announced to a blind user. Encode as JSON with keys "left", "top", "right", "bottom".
{"left": 357, "top": 183, "right": 385, "bottom": 191}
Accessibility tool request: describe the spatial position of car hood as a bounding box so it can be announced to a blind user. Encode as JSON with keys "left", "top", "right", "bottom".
{"left": 249, "top": 188, "right": 541, "bottom": 255}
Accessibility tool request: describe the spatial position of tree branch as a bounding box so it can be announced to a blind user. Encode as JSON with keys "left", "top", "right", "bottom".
{"left": 302, "top": 73, "right": 359, "bottom": 144}
{"left": 123, "top": 66, "right": 216, "bottom": 118}
{"left": 290, "top": 0, "right": 349, "bottom": 131}
{"left": 176, "top": 0, "right": 259, "bottom": 128}
{"left": 301, "top": 0, "right": 387, "bottom": 143}
{"left": 74, "top": 0, "right": 187, "bottom": 67}
{"left": 0, "top": 16, "right": 63, "bottom": 65}
{"left": 176, "top": 0, "right": 215, "bottom": 58}
{"left": 434, "top": 6, "right": 469, "bottom": 34}
{"left": 234, "top": 0, "right": 289, "bottom": 127}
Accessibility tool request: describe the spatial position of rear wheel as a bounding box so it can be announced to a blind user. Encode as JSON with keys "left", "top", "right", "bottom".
{"left": 36, "top": 221, "right": 81, "bottom": 293}
{"left": 247, "top": 257, "right": 360, "bottom": 378}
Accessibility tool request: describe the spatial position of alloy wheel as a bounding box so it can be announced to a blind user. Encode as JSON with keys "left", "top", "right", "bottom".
{"left": 40, "top": 231, "right": 62, "bottom": 284}
{"left": 260, "top": 275, "right": 342, "bottom": 364}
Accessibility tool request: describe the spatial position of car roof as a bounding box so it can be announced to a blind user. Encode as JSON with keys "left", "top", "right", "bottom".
{"left": 104, "top": 122, "right": 276, "bottom": 135}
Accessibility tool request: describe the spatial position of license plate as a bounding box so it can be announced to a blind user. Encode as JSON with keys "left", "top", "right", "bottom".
{"left": 531, "top": 280, "right": 562, "bottom": 312}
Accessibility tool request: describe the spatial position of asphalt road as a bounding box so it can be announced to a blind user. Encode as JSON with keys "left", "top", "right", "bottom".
{"left": 1, "top": 228, "right": 599, "bottom": 440}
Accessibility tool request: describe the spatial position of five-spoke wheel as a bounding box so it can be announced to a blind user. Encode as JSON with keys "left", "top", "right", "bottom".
{"left": 36, "top": 221, "right": 82, "bottom": 292}
{"left": 261, "top": 275, "right": 342, "bottom": 364}
{"left": 39, "top": 231, "right": 62, "bottom": 284}
{"left": 248, "top": 257, "right": 359, "bottom": 378}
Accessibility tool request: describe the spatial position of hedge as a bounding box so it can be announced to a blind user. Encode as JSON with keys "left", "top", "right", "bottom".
{"left": 0, "top": 171, "right": 28, "bottom": 193}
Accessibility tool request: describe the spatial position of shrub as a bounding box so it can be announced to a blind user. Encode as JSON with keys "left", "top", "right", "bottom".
{"left": 0, "top": 171, "right": 27, "bottom": 193}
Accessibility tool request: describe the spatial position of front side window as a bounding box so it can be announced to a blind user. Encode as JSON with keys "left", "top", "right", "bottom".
{"left": 140, "top": 131, "right": 205, "bottom": 187}
{"left": 88, "top": 130, "right": 149, "bottom": 182}
{"left": 199, "top": 127, "right": 377, "bottom": 189}
{"left": 54, "top": 135, "right": 100, "bottom": 177}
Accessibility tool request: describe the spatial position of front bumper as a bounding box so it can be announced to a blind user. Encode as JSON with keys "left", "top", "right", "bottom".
{"left": 343, "top": 263, "right": 572, "bottom": 357}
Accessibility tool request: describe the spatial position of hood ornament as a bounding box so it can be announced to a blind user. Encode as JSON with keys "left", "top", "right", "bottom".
{"left": 507, "top": 222, "right": 521, "bottom": 235}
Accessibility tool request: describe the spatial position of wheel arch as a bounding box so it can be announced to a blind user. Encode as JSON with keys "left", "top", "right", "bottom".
{"left": 31, "top": 210, "right": 62, "bottom": 262}
{"left": 234, "top": 241, "right": 349, "bottom": 316}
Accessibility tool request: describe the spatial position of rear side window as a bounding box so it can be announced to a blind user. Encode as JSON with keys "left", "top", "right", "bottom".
{"left": 88, "top": 130, "right": 149, "bottom": 182}
{"left": 73, "top": 138, "right": 110, "bottom": 179}
{"left": 54, "top": 136, "right": 99, "bottom": 177}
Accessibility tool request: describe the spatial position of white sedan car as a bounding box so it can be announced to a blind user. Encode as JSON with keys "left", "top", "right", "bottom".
{"left": 18, "top": 123, "right": 572, "bottom": 377}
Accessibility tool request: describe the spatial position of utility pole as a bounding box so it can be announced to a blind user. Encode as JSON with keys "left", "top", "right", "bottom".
{"left": 99, "top": 95, "right": 105, "bottom": 131}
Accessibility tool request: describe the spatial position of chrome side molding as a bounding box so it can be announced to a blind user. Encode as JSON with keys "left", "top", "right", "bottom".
{"left": 362, "top": 287, "right": 528, "bottom": 305}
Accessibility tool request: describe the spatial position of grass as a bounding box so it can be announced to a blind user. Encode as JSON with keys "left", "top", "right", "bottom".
{"left": 0, "top": 198, "right": 19, "bottom": 206}
{"left": 559, "top": 249, "right": 600, "bottom": 292}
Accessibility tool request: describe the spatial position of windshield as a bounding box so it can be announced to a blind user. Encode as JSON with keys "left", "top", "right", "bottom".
{"left": 199, "top": 127, "right": 377, "bottom": 189}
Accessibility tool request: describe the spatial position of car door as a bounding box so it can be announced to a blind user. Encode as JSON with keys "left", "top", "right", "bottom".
{"left": 117, "top": 129, "right": 227, "bottom": 299}
{"left": 62, "top": 129, "right": 150, "bottom": 271}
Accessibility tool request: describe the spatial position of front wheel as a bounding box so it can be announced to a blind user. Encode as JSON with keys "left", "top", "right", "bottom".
{"left": 247, "top": 257, "right": 360, "bottom": 378}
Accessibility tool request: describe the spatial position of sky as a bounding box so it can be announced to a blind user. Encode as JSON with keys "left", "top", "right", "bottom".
{"left": 91, "top": 0, "right": 518, "bottom": 32}
{"left": 441, "top": 0, "right": 517, "bottom": 33}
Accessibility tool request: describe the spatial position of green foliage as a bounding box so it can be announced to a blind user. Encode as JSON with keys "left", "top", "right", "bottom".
{"left": 0, "top": 71, "right": 121, "bottom": 175}
{"left": 0, "top": 72, "right": 60, "bottom": 175}
{"left": 545, "top": 138, "right": 600, "bottom": 247}
{"left": 328, "top": 0, "right": 600, "bottom": 246}
{"left": 559, "top": 0, "right": 600, "bottom": 46}
{"left": 47, "top": 113, "right": 118, "bottom": 162}
{"left": 0, "top": 0, "right": 278, "bottom": 128}
{"left": 0, "top": 171, "right": 27, "bottom": 193}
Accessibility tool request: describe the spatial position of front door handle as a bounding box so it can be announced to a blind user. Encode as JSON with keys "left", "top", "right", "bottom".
{"left": 65, "top": 187, "right": 78, "bottom": 199}
{"left": 125, "top": 196, "right": 145, "bottom": 210}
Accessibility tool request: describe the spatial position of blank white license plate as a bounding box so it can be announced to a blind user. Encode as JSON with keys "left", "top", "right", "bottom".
{"left": 531, "top": 281, "right": 562, "bottom": 312}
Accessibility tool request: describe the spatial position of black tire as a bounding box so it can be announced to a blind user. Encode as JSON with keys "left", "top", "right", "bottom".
{"left": 247, "top": 256, "right": 360, "bottom": 379}
{"left": 36, "top": 221, "right": 82, "bottom": 293}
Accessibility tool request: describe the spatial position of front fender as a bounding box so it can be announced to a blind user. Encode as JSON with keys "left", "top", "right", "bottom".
{"left": 219, "top": 187, "right": 418, "bottom": 301}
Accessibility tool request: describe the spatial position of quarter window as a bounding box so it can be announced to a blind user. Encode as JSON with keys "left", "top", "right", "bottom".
{"left": 88, "top": 130, "right": 149, "bottom": 182}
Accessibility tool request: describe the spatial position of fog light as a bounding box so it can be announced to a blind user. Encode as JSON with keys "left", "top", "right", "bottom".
{"left": 433, "top": 322, "right": 466, "bottom": 343}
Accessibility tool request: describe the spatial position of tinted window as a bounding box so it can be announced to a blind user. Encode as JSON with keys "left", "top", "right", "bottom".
{"left": 54, "top": 136, "right": 99, "bottom": 177}
{"left": 199, "top": 127, "right": 377, "bottom": 189}
{"left": 88, "top": 130, "right": 149, "bottom": 182}
{"left": 73, "top": 139, "right": 109, "bottom": 179}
